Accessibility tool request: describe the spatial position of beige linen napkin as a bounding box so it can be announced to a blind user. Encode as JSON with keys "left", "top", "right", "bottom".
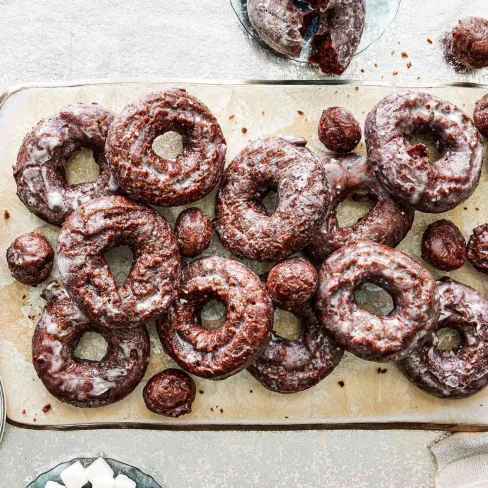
{"left": 432, "top": 433, "right": 488, "bottom": 487}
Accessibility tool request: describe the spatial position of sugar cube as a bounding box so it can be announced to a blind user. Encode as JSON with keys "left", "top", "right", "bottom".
{"left": 114, "top": 473, "right": 137, "bottom": 488}
{"left": 45, "top": 482, "right": 65, "bottom": 488}
{"left": 60, "top": 461, "right": 88, "bottom": 488}
{"left": 92, "top": 475, "right": 115, "bottom": 488}
{"left": 85, "top": 457, "right": 114, "bottom": 483}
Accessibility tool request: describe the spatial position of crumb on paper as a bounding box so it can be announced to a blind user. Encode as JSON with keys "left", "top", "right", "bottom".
{"left": 250, "top": 390, "right": 253, "bottom": 393}
{"left": 391, "top": 50, "right": 395, "bottom": 55}
{"left": 355, "top": 87, "right": 359, "bottom": 91}
{"left": 377, "top": 368, "right": 388, "bottom": 375}
{"left": 42, "top": 404, "right": 52, "bottom": 413}
{"left": 241, "top": 127, "right": 247, "bottom": 134}
{"left": 338, "top": 381, "right": 345, "bottom": 388}
{"left": 374, "top": 63, "right": 378, "bottom": 68}
{"left": 22, "top": 409, "right": 26, "bottom": 415}
{"left": 407, "top": 62, "right": 412, "bottom": 69}
{"left": 199, "top": 390, "right": 204, "bottom": 394}
{"left": 220, "top": 408, "right": 223, "bottom": 414}
{"left": 361, "top": 69, "right": 365, "bottom": 73}
{"left": 229, "top": 115, "right": 235, "bottom": 120}
{"left": 210, "top": 407, "right": 214, "bottom": 412}
{"left": 4, "top": 210, "right": 10, "bottom": 219}
{"left": 297, "top": 110, "right": 304, "bottom": 115}
{"left": 401, "top": 52, "right": 408, "bottom": 58}
{"left": 427, "top": 38, "right": 433, "bottom": 44}
{"left": 393, "top": 71, "right": 399, "bottom": 76}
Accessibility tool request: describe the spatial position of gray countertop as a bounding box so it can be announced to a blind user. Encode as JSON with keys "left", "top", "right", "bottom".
{"left": 0, "top": 0, "right": 486, "bottom": 486}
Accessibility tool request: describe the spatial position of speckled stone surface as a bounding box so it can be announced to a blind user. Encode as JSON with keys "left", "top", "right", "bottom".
{"left": 1, "top": 0, "right": 487, "bottom": 486}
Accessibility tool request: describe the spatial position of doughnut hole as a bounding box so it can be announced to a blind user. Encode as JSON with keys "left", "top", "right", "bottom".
{"left": 200, "top": 299, "right": 227, "bottom": 330}
{"left": 273, "top": 308, "right": 301, "bottom": 340}
{"left": 152, "top": 131, "right": 184, "bottom": 159}
{"left": 409, "top": 131, "right": 443, "bottom": 163}
{"left": 336, "top": 196, "right": 375, "bottom": 228}
{"left": 104, "top": 245, "right": 134, "bottom": 287}
{"left": 354, "top": 282, "right": 395, "bottom": 316}
{"left": 74, "top": 331, "right": 108, "bottom": 361}
{"left": 259, "top": 188, "right": 280, "bottom": 217}
{"left": 65, "top": 147, "right": 100, "bottom": 185}
{"left": 437, "top": 327, "right": 463, "bottom": 352}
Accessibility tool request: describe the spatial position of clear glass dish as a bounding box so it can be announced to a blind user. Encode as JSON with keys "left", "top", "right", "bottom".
{"left": 27, "top": 458, "right": 162, "bottom": 488}
{"left": 230, "top": 0, "right": 401, "bottom": 63}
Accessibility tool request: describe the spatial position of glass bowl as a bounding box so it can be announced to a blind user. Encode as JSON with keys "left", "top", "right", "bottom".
{"left": 27, "top": 458, "right": 162, "bottom": 488}
{"left": 230, "top": 0, "right": 401, "bottom": 63}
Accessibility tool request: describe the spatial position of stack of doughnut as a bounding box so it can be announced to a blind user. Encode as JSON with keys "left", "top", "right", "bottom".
{"left": 7, "top": 86, "right": 488, "bottom": 420}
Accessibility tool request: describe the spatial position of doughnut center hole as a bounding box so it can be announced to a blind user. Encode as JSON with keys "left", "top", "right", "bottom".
{"left": 336, "top": 197, "right": 374, "bottom": 228}
{"left": 65, "top": 147, "right": 100, "bottom": 185}
{"left": 104, "top": 245, "right": 134, "bottom": 286}
{"left": 260, "top": 189, "right": 280, "bottom": 216}
{"left": 201, "top": 299, "right": 227, "bottom": 330}
{"left": 354, "top": 283, "right": 395, "bottom": 316}
{"left": 273, "top": 309, "right": 301, "bottom": 340}
{"left": 437, "top": 327, "right": 463, "bottom": 352}
{"left": 152, "top": 132, "right": 184, "bottom": 160}
{"left": 74, "top": 332, "right": 108, "bottom": 361}
{"left": 410, "top": 132, "right": 442, "bottom": 163}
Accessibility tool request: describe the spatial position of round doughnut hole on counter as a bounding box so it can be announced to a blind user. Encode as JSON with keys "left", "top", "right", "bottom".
{"left": 74, "top": 331, "right": 109, "bottom": 361}
{"left": 152, "top": 131, "right": 184, "bottom": 160}
{"left": 273, "top": 308, "right": 302, "bottom": 340}
{"left": 409, "top": 131, "right": 442, "bottom": 163}
{"left": 65, "top": 147, "right": 100, "bottom": 185}
{"left": 336, "top": 197, "right": 375, "bottom": 229}
{"left": 436, "top": 326, "right": 463, "bottom": 352}
{"left": 354, "top": 282, "right": 395, "bottom": 317}
{"left": 103, "top": 245, "right": 134, "bottom": 287}
{"left": 200, "top": 299, "right": 227, "bottom": 330}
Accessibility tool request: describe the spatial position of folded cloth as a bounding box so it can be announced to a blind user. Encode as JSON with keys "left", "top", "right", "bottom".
{"left": 432, "top": 433, "right": 488, "bottom": 487}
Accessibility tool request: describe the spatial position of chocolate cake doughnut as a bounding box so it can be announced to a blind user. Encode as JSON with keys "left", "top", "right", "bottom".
{"left": 248, "top": 302, "right": 343, "bottom": 393}
{"left": 474, "top": 94, "right": 488, "bottom": 138}
{"left": 267, "top": 258, "right": 318, "bottom": 310}
{"left": 143, "top": 369, "right": 196, "bottom": 418}
{"left": 157, "top": 256, "right": 273, "bottom": 380}
{"left": 398, "top": 278, "right": 488, "bottom": 399}
{"left": 467, "top": 224, "right": 488, "bottom": 274}
{"left": 7, "top": 232, "right": 54, "bottom": 285}
{"left": 58, "top": 196, "right": 181, "bottom": 329}
{"left": 14, "top": 104, "right": 116, "bottom": 226}
{"left": 247, "top": 0, "right": 316, "bottom": 57}
{"left": 446, "top": 17, "right": 488, "bottom": 70}
{"left": 214, "top": 137, "right": 329, "bottom": 262}
{"left": 365, "top": 91, "right": 483, "bottom": 213}
{"left": 106, "top": 90, "right": 226, "bottom": 207}
{"left": 318, "top": 107, "right": 361, "bottom": 153}
{"left": 32, "top": 282, "right": 150, "bottom": 408}
{"left": 315, "top": 241, "right": 439, "bottom": 362}
{"left": 175, "top": 207, "right": 214, "bottom": 258}
{"left": 421, "top": 220, "right": 466, "bottom": 271}
{"left": 309, "top": 0, "right": 366, "bottom": 75}
{"left": 306, "top": 154, "right": 414, "bottom": 262}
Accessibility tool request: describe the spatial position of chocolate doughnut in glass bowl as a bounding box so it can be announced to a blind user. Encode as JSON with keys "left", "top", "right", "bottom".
{"left": 32, "top": 282, "right": 150, "bottom": 408}
{"left": 306, "top": 154, "right": 414, "bottom": 262}
{"left": 315, "top": 240, "right": 440, "bottom": 362}
{"left": 214, "top": 137, "right": 329, "bottom": 262}
{"left": 106, "top": 89, "right": 226, "bottom": 207}
{"left": 57, "top": 196, "right": 181, "bottom": 329}
{"left": 365, "top": 91, "right": 483, "bottom": 213}
{"left": 398, "top": 278, "right": 488, "bottom": 399}
{"left": 14, "top": 103, "right": 117, "bottom": 226}
{"left": 157, "top": 256, "right": 273, "bottom": 380}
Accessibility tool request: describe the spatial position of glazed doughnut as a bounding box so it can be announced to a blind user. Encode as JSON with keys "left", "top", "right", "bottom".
{"left": 143, "top": 369, "right": 196, "bottom": 418}
{"left": 157, "top": 256, "right": 273, "bottom": 380}
{"left": 7, "top": 232, "right": 54, "bottom": 285}
{"left": 247, "top": 0, "right": 316, "bottom": 57}
{"left": 214, "top": 137, "right": 329, "bottom": 262}
{"left": 175, "top": 207, "right": 214, "bottom": 258}
{"left": 106, "top": 89, "right": 226, "bottom": 207}
{"left": 14, "top": 104, "right": 117, "bottom": 226}
{"left": 309, "top": 0, "right": 366, "bottom": 75}
{"left": 398, "top": 278, "right": 488, "bottom": 399}
{"left": 32, "top": 282, "right": 150, "bottom": 408}
{"left": 58, "top": 196, "right": 181, "bottom": 329}
{"left": 474, "top": 94, "right": 488, "bottom": 138}
{"left": 365, "top": 91, "right": 483, "bottom": 213}
{"left": 267, "top": 258, "right": 318, "bottom": 310}
{"left": 248, "top": 302, "right": 343, "bottom": 393}
{"left": 447, "top": 17, "right": 488, "bottom": 70}
{"left": 467, "top": 224, "right": 488, "bottom": 274}
{"left": 318, "top": 107, "right": 361, "bottom": 153}
{"left": 315, "top": 241, "right": 440, "bottom": 362}
{"left": 306, "top": 154, "right": 414, "bottom": 262}
{"left": 421, "top": 219, "right": 466, "bottom": 271}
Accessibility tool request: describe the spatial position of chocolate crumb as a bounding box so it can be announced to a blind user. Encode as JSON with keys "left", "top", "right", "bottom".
{"left": 338, "top": 381, "right": 345, "bottom": 388}
{"left": 4, "top": 210, "right": 10, "bottom": 219}
{"left": 464, "top": 207, "right": 468, "bottom": 210}
{"left": 355, "top": 87, "right": 359, "bottom": 91}
{"left": 210, "top": 407, "right": 214, "bottom": 412}
{"left": 377, "top": 368, "right": 388, "bottom": 374}
{"left": 427, "top": 38, "right": 433, "bottom": 44}
{"left": 401, "top": 52, "right": 408, "bottom": 58}
{"left": 22, "top": 295, "right": 26, "bottom": 299}
{"left": 220, "top": 408, "right": 223, "bottom": 414}
{"left": 374, "top": 63, "right": 379, "bottom": 68}
{"left": 297, "top": 110, "right": 304, "bottom": 115}
{"left": 199, "top": 390, "right": 204, "bottom": 394}
{"left": 250, "top": 390, "right": 253, "bottom": 393}
{"left": 229, "top": 115, "right": 235, "bottom": 120}
{"left": 22, "top": 410, "right": 26, "bottom": 415}
{"left": 393, "top": 71, "right": 399, "bottom": 76}
{"left": 242, "top": 127, "right": 248, "bottom": 134}
{"left": 42, "top": 404, "right": 51, "bottom": 413}
{"left": 407, "top": 62, "right": 412, "bottom": 69}
{"left": 361, "top": 69, "right": 365, "bottom": 73}
{"left": 476, "top": 208, "right": 480, "bottom": 211}
{"left": 33, "top": 418, "right": 37, "bottom": 422}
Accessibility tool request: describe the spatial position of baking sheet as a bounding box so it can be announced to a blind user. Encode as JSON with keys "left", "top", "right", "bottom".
{"left": 1, "top": 80, "right": 488, "bottom": 430}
